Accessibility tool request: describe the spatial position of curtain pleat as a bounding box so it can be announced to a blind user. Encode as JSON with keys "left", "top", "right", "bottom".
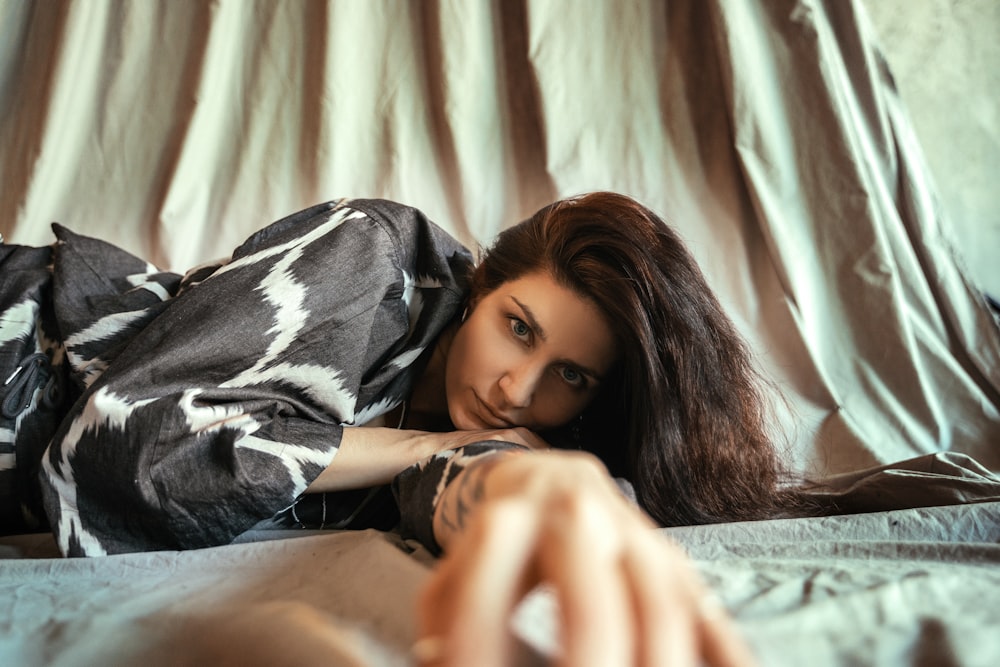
{"left": 1, "top": 0, "right": 996, "bottom": 477}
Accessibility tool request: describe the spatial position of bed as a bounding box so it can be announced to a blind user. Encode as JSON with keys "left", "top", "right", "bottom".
{"left": 2, "top": 1, "right": 998, "bottom": 665}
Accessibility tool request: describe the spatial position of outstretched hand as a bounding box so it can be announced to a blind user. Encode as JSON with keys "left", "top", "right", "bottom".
{"left": 415, "top": 451, "right": 757, "bottom": 667}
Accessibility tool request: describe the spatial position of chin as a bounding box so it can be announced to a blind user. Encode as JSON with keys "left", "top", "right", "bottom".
{"left": 446, "top": 404, "right": 478, "bottom": 431}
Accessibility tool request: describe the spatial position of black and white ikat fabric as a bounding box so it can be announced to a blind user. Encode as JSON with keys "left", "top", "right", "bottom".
{"left": 0, "top": 199, "right": 510, "bottom": 557}
{"left": 0, "top": 242, "right": 74, "bottom": 534}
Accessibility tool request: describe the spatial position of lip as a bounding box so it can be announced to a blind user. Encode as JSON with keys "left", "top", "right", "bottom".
{"left": 474, "top": 392, "right": 514, "bottom": 429}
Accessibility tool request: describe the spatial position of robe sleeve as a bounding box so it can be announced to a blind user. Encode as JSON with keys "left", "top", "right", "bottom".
{"left": 392, "top": 441, "right": 528, "bottom": 555}
{"left": 41, "top": 199, "right": 471, "bottom": 556}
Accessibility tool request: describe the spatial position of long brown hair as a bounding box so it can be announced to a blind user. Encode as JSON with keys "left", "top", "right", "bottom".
{"left": 471, "top": 192, "right": 801, "bottom": 526}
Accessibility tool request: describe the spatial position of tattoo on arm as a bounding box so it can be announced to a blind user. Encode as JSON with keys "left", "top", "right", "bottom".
{"left": 434, "top": 453, "right": 512, "bottom": 546}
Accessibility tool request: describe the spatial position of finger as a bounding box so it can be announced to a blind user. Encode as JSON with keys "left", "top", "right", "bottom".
{"left": 415, "top": 554, "right": 463, "bottom": 666}
{"left": 536, "top": 493, "right": 634, "bottom": 667}
{"left": 696, "top": 590, "right": 758, "bottom": 667}
{"left": 620, "top": 531, "right": 700, "bottom": 667}
{"left": 417, "top": 498, "right": 543, "bottom": 667}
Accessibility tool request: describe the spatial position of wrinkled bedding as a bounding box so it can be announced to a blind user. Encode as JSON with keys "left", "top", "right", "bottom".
{"left": 2, "top": 493, "right": 998, "bottom": 666}
{"left": 1, "top": 0, "right": 998, "bottom": 665}
{"left": 1, "top": 453, "right": 997, "bottom": 666}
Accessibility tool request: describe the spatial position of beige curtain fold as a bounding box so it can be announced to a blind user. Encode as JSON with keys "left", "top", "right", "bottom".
{"left": 2, "top": 0, "right": 997, "bottom": 478}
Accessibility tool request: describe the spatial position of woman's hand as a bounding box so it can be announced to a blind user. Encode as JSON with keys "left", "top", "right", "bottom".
{"left": 415, "top": 450, "right": 757, "bottom": 667}
{"left": 306, "top": 426, "right": 549, "bottom": 493}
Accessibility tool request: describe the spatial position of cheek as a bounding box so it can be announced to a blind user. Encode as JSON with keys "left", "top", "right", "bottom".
{"left": 443, "top": 331, "right": 467, "bottom": 403}
{"left": 529, "top": 378, "right": 596, "bottom": 429}
{"left": 445, "top": 319, "right": 493, "bottom": 395}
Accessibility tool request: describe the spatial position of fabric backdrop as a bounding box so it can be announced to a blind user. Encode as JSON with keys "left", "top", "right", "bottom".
{"left": 2, "top": 0, "right": 998, "bottom": 480}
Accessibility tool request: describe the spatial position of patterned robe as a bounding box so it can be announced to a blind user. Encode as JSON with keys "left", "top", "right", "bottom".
{"left": 1, "top": 199, "right": 516, "bottom": 556}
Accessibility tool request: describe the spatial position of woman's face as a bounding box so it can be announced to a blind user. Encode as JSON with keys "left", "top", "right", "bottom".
{"left": 445, "top": 271, "right": 618, "bottom": 432}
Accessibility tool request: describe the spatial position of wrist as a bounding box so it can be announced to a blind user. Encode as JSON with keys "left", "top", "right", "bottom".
{"left": 482, "top": 449, "right": 611, "bottom": 501}
{"left": 431, "top": 450, "right": 522, "bottom": 550}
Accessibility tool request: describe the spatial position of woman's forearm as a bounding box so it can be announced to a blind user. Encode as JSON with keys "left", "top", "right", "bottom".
{"left": 305, "top": 427, "right": 443, "bottom": 493}
{"left": 306, "top": 425, "right": 549, "bottom": 495}
{"left": 431, "top": 451, "right": 521, "bottom": 551}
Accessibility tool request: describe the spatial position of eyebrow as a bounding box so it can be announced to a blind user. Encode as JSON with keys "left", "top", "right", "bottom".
{"left": 512, "top": 296, "right": 547, "bottom": 341}
{"left": 510, "top": 296, "right": 605, "bottom": 382}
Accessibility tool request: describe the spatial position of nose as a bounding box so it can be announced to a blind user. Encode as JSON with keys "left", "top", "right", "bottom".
{"left": 498, "top": 363, "right": 540, "bottom": 409}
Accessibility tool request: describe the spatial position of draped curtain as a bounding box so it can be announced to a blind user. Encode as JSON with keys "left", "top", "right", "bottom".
{"left": 2, "top": 0, "right": 997, "bottom": 477}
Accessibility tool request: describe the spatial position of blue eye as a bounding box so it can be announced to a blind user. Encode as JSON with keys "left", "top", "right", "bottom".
{"left": 510, "top": 318, "right": 530, "bottom": 339}
{"left": 560, "top": 366, "right": 585, "bottom": 387}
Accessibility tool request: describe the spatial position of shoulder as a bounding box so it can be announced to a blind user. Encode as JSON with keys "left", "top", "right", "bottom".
{"left": 232, "top": 199, "right": 474, "bottom": 293}
{"left": 345, "top": 199, "right": 473, "bottom": 285}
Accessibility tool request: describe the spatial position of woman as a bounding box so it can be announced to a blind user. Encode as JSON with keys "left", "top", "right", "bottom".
{"left": 1, "top": 192, "right": 780, "bottom": 663}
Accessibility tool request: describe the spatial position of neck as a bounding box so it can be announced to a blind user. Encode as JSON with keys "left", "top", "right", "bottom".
{"left": 406, "top": 318, "right": 458, "bottom": 429}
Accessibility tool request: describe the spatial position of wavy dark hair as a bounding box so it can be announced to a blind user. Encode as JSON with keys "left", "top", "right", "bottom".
{"left": 470, "top": 192, "right": 802, "bottom": 526}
